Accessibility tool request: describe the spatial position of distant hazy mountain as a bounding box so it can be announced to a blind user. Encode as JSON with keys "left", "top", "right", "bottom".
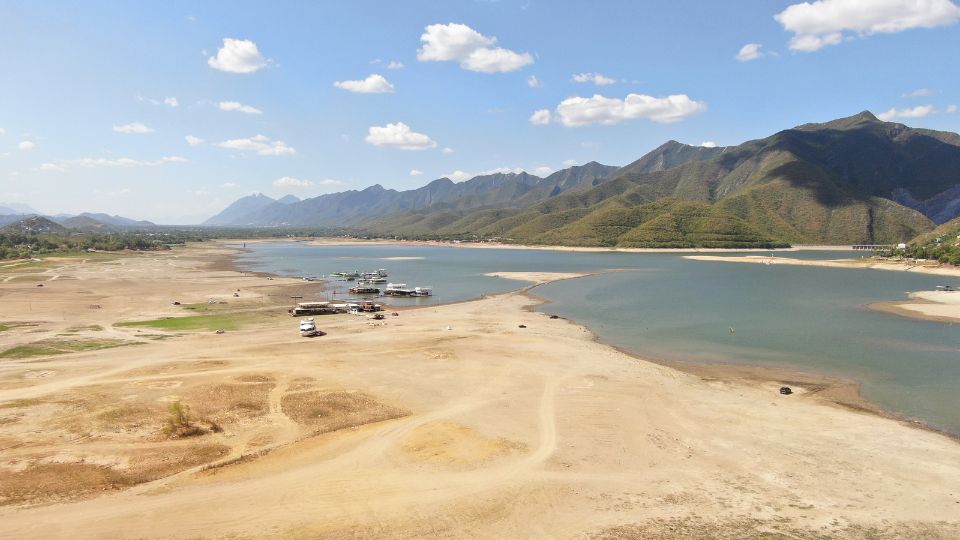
{"left": 1, "top": 216, "right": 69, "bottom": 234}
{"left": 206, "top": 165, "right": 618, "bottom": 227}
{"left": 204, "top": 193, "right": 280, "bottom": 226}
{"left": 0, "top": 202, "right": 38, "bottom": 215}
{"left": 277, "top": 194, "right": 301, "bottom": 204}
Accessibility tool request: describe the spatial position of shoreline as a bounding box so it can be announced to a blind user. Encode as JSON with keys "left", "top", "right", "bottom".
{"left": 685, "top": 253, "right": 960, "bottom": 277}
{"left": 3, "top": 243, "right": 960, "bottom": 536}
{"left": 213, "top": 237, "right": 853, "bottom": 254}
{"left": 217, "top": 245, "right": 954, "bottom": 439}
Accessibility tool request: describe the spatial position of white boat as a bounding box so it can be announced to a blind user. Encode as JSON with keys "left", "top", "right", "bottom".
{"left": 385, "top": 283, "right": 412, "bottom": 296}
{"left": 410, "top": 286, "right": 432, "bottom": 297}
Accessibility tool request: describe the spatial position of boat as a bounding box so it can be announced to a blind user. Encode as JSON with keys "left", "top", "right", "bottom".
{"left": 410, "top": 286, "right": 432, "bottom": 297}
{"left": 329, "top": 271, "right": 360, "bottom": 279}
{"left": 290, "top": 301, "right": 338, "bottom": 316}
{"left": 385, "top": 283, "right": 412, "bottom": 296}
{"left": 361, "top": 269, "right": 388, "bottom": 279}
{"left": 349, "top": 285, "right": 381, "bottom": 295}
{"left": 299, "top": 318, "right": 320, "bottom": 337}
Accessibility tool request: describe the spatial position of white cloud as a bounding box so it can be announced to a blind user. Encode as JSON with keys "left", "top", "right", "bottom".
{"left": 217, "top": 134, "right": 296, "bottom": 156}
{"left": 333, "top": 74, "right": 395, "bottom": 93}
{"left": 417, "top": 23, "right": 533, "bottom": 73}
{"left": 776, "top": 0, "right": 960, "bottom": 52}
{"left": 533, "top": 165, "right": 554, "bottom": 176}
{"left": 527, "top": 75, "right": 542, "bottom": 88}
{"left": 0, "top": 128, "right": 5, "bottom": 136}
{"left": 207, "top": 38, "right": 268, "bottom": 73}
{"left": 222, "top": 182, "right": 238, "bottom": 188}
{"left": 529, "top": 108, "right": 552, "bottom": 125}
{"left": 877, "top": 105, "right": 935, "bottom": 121}
{"left": 185, "top": 135, "right": 204, "bottom": 146}
{"left": 218, "top": 101, "right": 263, "bottom": 114}
{"left": 63, "top": 156, "right": 187, "bottom": 168}
{"left": 555, "top": 93, "right": 707, "bottom": 127}
{"left": 409, "top": 169, "right": 424, "bottom": 176}
{"left": 316, "top": 179, "right": 342, "bottom": 186}
{"left": 442, "top": 147, "right": 454, "bottom": 154}
{"left": 700, "top": 141, "right": 718, "bottom": 147}
{"left": 273, "top": 177, "right": 313, "bottom": 188}
{"left": 138, "top": 95, "right": 179, "bottom": 107}
{"left": 39, "top": 163, "right": 65, "bottom": 172}
{"left": 572, "top": 72, "right": 616, "bottom": 85}
{"left": 18, "top": 141, "right": 35, "bottom": 150}
{"left": 904, "top": 88, "right": 933, "bottom": 97}
{"left": 443, "top": 170, "right": 472, "bottom": 182}
{"left": 562, "top": 159, "right": 578, "bottom": 167}
{"left": 164, "top": 96, "right": 179, "bottom": 107}
{"left": 365, "top": 122, "right": 436, "bottom": 150}
{"left": 736, "top": 43, "right": 764, "bottom": 61}
{"left": 387, "top": 61, "right": 404, "bottom": 69}
{"left": 113, "top": 122, "right": 154, "bottom": 134}
{"left": 947, "top": 104, "right": 958, "bottom": 113}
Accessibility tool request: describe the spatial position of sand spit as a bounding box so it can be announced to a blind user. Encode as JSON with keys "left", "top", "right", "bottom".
{"left": 485, "top": 271, "right": 589, "bottom": 285}
{"left": 870, "top": 290, "right": 960, "bottom": 323}
{"left": 686, "top": 254, "right": 960, "bottom": 278}
{"left": 0, "top": 246, "right": 958, "bottom": 538}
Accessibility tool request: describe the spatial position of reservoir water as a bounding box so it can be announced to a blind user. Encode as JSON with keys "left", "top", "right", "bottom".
{"left": 234, "top": 242, "right": 960, "bottom": 435}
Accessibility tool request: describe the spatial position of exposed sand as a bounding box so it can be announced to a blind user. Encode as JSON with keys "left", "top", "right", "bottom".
{"left": 686, "top": 254, "right": 960, "bottom": 278}
{"left": 484, "top": 271, "right": 589, "bottom": 285}
{"left": 1, "top": 246, "right": 959, "bottom": 538}
{"left": 870, "top": 290, "right": 960, "bottom": 323}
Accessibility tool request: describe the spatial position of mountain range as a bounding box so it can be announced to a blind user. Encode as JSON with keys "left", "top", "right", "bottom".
{"left": 208, "top": 111, "right": 960, "bottom": 247}
{"left": 0, "top": 211, "right": 157, "bottom": 231}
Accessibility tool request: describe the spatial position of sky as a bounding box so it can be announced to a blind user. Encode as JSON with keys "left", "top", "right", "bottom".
{"left": 1, "top": 0, "right": 959, "bottom": 224}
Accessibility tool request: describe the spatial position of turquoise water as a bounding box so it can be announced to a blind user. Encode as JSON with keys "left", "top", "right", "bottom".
{"left": 233, "top": 243, "right": 960, "bottom": 435}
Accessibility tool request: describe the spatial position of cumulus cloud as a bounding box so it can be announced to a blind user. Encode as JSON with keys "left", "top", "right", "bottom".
{"left": 218, "top": 101, "right": 263, "bottom": 114}
{"left": 775, "top": 0, "right": 960, "bottom": 52}
{"left": 207, "top": 38, "right": 268, "bottom": 73}
{"left": 273, "top": 177, "right": 313, "bottom": 188}
{"left": 417, "top": 23, "right": 533, "bottom": 73}
{"left": 365, "top": 122, "right": 437, "bottom": 150}
{"left": 18, "top": 141, "right": 35, "bottom": 150}
{"left": 223, "top": 182, "right": 238, "bottom": 188}
{"left": 947, "top": 104, "right": 958, "bottom": 113}
{"left": 0, "top": 128, "right": 6, "bottom": 136}
{"left": 555, "top": 93, "right": 707, "bottom": 127}
{"left": 443, "top": 170, "right": 472, "bottom": 182}
{"left": 562, "top": 159, "right": 578, "bottom": 167}
{"left": 736, "top": 43, "right": 764, "bottom": 61}
{"left": 333, "top": 74, "right": 395, "bottom": 93}
{"left": 571, "top": 72, "right": 616, "bottom": 85}
{"left": 442, "top": 147, "right": 454, "bottom": 154}
{"left": 877, "top": 105, "right": 935, "bottom": 120}
{"left": 527, "top": 75, "right": 542, "bottom": 88}
{"left": 164, "top": 96, "right": 179, "bottom": 107}
{"left": 533, "top": 165, "right": 554, "bottom": 176}
{"left": 139, "top": 95, "right": 179, "bottom": 107}
{"left": 217, "top": 134, "right": 296, "bottom": 156}
{"left": 387, "top": 61, "right": 404, "bottom": 69}
{"left": 185, "top": 135, "right": 204, "bottom": 146}
{"left": 442, "top": 166, "right": 529, "bottom": 183}
{"left": 409, "top": 169, "right": 424, "bottom": 176}
{"left": 700, "top": 141, "right": 718, "bottom": 147}
{"left": 113, "top": 122, "right": 154, "bottom": 134}
{"left": 529, "top": 109, "right": 552, "bottom": 125}
{"left": 39, "top": 163, "right": 65, "bottom": 172}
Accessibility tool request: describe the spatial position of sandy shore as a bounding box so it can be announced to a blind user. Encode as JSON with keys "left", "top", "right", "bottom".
{"left": 870, "top": 290, "right": 960, "bottom": 323}
{"left": 1, "top": 246, "right": 959, "bottom": 538}
{"left": 686, "top": 254, "right": 960, "bottom": 278}
{"left": 484, "top": 271, "right": 590, "bottom": 285}
{"left": 292, "top": 237, "right": 850, "bottom": 253}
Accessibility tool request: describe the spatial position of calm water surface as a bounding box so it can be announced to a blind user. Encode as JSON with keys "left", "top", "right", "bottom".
{"left": 234, "top": 243, "right": 960, "bottom": 435}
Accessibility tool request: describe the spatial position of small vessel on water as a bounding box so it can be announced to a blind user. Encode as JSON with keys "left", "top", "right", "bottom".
{"left": 349, "top": 285, "right": 381, "bottom": 294}
{"left": 385, "top": 283, "right": 433, "bottom": 297}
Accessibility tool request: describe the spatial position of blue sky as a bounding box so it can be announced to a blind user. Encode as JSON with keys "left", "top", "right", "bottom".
{"left": 1, "top": 0, "right": 958, "bottom": 223}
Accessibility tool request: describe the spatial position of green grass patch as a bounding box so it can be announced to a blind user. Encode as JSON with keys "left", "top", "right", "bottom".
{"left": 114, "top": 312, "right": 256, "bottom": 332}
{"left": 0, "top": 322, "right": 39, "bottom": 333}
{"left": 0, "top": 338, "right": 139, "bottom": 359}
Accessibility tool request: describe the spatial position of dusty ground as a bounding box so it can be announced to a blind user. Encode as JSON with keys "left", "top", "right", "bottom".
{"left": 1, "top": 245, "right": 959, "bottom": 538}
